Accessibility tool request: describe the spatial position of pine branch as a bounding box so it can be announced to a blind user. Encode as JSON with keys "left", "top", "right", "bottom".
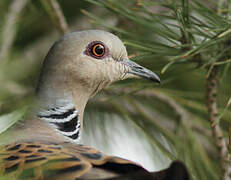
{"left": 0, "top": 0, "right": 29, "bottom": 62}
{"left": 40, "top": 0, "right": 69, "bottom": 35}
{"left": 229, "top": 126, "right": 231, "bottom": 149}
{"left": 206, "top": 66, "right": 231, "bottom": 180}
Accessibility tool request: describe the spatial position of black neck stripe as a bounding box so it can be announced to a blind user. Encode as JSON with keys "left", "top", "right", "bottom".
{"left": 67, "top": 131, "right": 80, "bottom": 140}
{"left": 38, "top": 108, "right": 75, "bottom": 119}
{"left": 53, "top": 116, "right": 78, "bottom": 132}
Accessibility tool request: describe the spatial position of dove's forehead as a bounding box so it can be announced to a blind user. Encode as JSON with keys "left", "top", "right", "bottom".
{"left": 59, "top": 30, "right": 127, "bottom": 57}
{"left": 63, "top": 30, "right": 122, "bottom": 44}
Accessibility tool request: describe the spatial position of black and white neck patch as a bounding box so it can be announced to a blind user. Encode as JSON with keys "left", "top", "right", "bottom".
{"left": 37, "top": 104, "right": 81, "bottom": 141}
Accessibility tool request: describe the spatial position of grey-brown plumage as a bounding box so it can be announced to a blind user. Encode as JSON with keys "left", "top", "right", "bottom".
{"left": 0, "top": 30, "right": 188, "bottom": 180}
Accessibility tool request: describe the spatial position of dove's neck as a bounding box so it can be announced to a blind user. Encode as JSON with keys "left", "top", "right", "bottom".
{"left": 35, "top": 74, "right": 92, "bottom": 142}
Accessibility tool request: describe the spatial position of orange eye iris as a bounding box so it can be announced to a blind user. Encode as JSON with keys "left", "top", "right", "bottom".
{"left": 91, "top": 43, "right": 105, "bottom": 57}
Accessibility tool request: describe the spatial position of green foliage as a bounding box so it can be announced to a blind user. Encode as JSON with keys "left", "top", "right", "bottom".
{"left": 0, "top": 0, "right": 231, "bottom": 179}
{"left": 83, "top": 0, "right": 231, "bottom": 179}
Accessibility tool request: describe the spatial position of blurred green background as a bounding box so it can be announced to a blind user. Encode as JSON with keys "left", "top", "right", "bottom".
{"left": 0, "top": 0, "right": 231, "bottom": 179}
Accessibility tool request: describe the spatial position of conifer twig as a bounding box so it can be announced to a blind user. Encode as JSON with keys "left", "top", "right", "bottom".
{"left": 206, "top": 66, "right": 231, "bottom": 180}
{"left": 229, "top": 127, "right": 231, "bottom": 149}
{"left": 0, "top": 0, "right": 29, "bottom": 62}
{"left": 40, "top": 0, "right": 69, "bottom": 35}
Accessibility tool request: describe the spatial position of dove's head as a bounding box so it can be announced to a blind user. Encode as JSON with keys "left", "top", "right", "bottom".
{"left": 36, "top": 30, "right": 160, "bottom": 141}
{"left": 38, "top": 30, "right": 160, "bottom": 102}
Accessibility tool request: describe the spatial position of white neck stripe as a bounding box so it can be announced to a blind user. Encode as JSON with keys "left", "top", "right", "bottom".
{"left": 37, "top": 104, "right": 81, "bottom": 141}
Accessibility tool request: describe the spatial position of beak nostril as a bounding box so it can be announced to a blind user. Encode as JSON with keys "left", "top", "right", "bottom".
{"left": 135, "top": 66, "right": 143, "bottom": 70}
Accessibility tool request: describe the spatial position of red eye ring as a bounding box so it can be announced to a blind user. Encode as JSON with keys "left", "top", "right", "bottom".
{"left": 85, "top": 41, "right": 109, "bottom": 59}
{"left": 91, "top": 43, "right": 105, "bottom": 57}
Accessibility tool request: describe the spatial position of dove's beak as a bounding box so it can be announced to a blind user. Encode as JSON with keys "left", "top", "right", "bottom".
{"left": 123, "top": 59, "right": 160, "bottom": 83}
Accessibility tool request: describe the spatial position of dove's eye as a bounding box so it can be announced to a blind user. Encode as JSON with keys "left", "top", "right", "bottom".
{"left": 91, "top": 43, "right": 105, "bottom": 57}
{"left": 85, "top": 41, "right": 108, "bottom": 59}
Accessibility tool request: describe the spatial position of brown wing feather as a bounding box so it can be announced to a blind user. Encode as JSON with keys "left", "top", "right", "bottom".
{"left": 0, "top": 142, "right": 145, "bottom": 180}
{"left": 0, "top": 142, "right": 91, "bottom": 180}
{"left": 63, "top": 143, "right": 146, "bottom": 176}
{"left": 65, "top": 143, "right": 142, "bottom": 166}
